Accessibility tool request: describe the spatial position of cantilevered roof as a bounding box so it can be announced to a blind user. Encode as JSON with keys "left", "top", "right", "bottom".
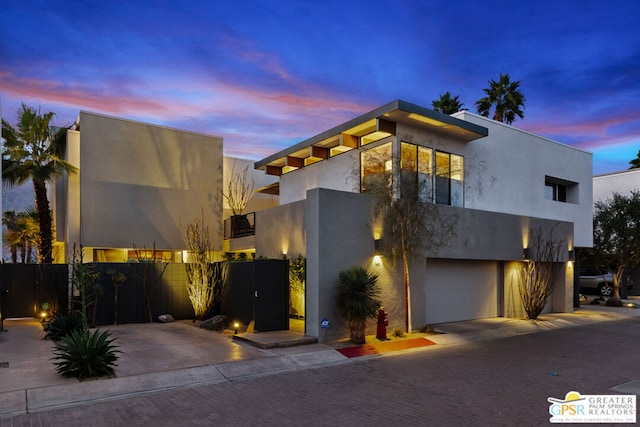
{"left": 255, "top": 99, "right": 488, "bottom": 177}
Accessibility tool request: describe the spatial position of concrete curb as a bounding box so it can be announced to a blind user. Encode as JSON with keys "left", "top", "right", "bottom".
{"left": 0, "top": 349, "right": 349, "bottom": 416}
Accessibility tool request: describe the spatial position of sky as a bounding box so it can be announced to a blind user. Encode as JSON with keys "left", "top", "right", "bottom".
{"left": 1, "top": 0, "right": 639, "bottom": 175}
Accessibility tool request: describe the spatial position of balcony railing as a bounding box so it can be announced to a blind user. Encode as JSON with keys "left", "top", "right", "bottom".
{"left": 224, "top": 212, "right": 255, "bottom": 239}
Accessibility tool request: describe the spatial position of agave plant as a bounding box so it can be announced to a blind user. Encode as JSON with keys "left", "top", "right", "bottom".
{"left": 42, "top": 312, "right": 83, "bottom": 341}
{"left": 51, "top": 329, "right": 120, "bottom": 380}
{"left": 335, "top": 266, "right": 381, "bottom": 344}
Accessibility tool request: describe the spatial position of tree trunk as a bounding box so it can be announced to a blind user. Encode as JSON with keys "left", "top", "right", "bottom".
{"left": 33, "top": 179, "right": 53, "bottom": 263}
{"left": 114, "top": 285, "right": 119, "bottom": 325}
{"left": 403, "top": 249, "right": 412, "bottom": 333}
{"left": 349, "top": 318, "right": 366, "bottom": 344}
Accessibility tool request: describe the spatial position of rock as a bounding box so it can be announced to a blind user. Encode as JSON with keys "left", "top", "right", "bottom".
{"left": 157, "top": 314, "right": 175, "bottom": 323}
{"left": 606, "top": 297, "right": 623, "bottom": 307}
{"left": 199, "top": 315, "right": 230, "bottom": 331}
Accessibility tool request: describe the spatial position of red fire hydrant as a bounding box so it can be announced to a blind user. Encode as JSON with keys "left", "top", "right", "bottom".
{"left": 376, "top": 307, "right": 388, "bottom": 339}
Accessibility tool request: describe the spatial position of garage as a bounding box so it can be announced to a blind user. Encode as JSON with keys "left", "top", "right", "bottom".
{"left": 424, "top": 259, "right": 500, "bottom": 324}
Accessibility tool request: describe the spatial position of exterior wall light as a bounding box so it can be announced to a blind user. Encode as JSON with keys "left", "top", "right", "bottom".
{"left": 568, "top": 250, "right": 575, "bottom": 262}
{"left": 522, "top": 247, "right": 530, "bottom": 261}
{"left": 374, "top": 239, "right": 383, "bottom": 256}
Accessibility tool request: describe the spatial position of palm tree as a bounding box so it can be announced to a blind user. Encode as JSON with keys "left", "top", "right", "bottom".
{"left": 475, "top": 73, "right": 525, "bottom": 124}
{"left": 432, "top": 91, "right": 464, "bottom": 114}
{"left": 2, "top": 104, "right": 77, "bottom": 263}
{"left": 335, "top": 266, "right": 381, "bottom": 344}
{"left": 3, "top": 210, "right": 20, "bottom": 263}
{"left": 629, "top": 150, "right": 640, "bottom": 169}
{"left": 3, "top": 208, "right": 40, "bottom": 263}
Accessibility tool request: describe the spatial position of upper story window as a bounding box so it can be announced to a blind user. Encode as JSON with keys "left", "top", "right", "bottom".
{"left": 361, "top": 142, "right": 392, "bottom": 194}
{"left": 545, "top": 176, "right": 578, "bottom": 203}
{"left": 363, "top": 141, "right": 464, "bottom": 207}
{"left": 401, "top": 142, "right": 433, "bottom": 202}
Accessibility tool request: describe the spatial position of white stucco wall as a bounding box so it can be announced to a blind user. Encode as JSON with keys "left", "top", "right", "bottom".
{"left": 278, "top": 149, "right": 360, "bottom": 205}
{"left": 72, "top": 112, "right": 223, "bottom": 251}
{"left": 593, "top": 168, "right": 640, "bottom": 202}
{"left": 452, "top": 111, "right": 593, "bottom": 248}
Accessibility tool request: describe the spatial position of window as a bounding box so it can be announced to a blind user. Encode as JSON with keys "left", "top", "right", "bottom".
{"left": 545, "top": 176, "right": 577, "bottom": 203}
{"left": 435, "top": 151, "right": 464, "bottom": 207}
{"left": 401, "top": 142, "right": 433, "bottom": 202}
{"left": 361, "top": 142, "right": 392, "bottom": 194}
{"left": 398, "top": 142, "right": 463, "bottom": 207}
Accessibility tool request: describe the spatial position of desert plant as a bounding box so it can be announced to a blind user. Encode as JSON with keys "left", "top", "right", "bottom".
{"left": 182, "top": 211, "right": 229, "bottom": 319}
{"left": 130, "top": 243, "right": 169, "bottom": 322}
{"left": 51, "top": 329, "right": 119, "bottom": 380}
{"left": 519, "top": 226, "right": 564, "bottom": 320}
{"left": 223, "top": 161, "right": 255, "bottom": 215}
{"left": 335, "top": 266, "right": 381, "bottom": 344}
{"left": 70, "top": 245, "right": 101, "bottom": 330}
{"left": 42, "top": 312, "right": 83, "bottom": 341}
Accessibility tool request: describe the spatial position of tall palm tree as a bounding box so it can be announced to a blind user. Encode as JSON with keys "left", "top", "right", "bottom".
{"left": 335, "top": 266, "right": 381, "bottom": 344}
{"left": 432, "top": 91, "right": 464, "bottom": 114}
{"left": 2, "top": 104, "right": 77, "bottom": 263}
{"left": 475, "top": 73, "right": 525, "bottom": 124}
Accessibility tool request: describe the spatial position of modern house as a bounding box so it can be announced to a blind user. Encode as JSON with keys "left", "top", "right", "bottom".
{"left": 49, "top": 101, "right": 593, "bottom": 343}
{"left": 53, "top": 111, "right": 225, "bottom": 263}
{"left": 251, "top": 100, "right": 593, "bottom": 341}
{"left": 593, "top": 168, "right": 640, "bottom": 203}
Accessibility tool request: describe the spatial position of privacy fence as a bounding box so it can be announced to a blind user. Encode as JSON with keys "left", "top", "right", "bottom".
{"left": 0, "top": 260, "right": 289, "bottom": 331}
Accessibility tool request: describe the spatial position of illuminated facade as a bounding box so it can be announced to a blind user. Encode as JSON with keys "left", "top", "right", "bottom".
{"left": 53, "top": 111, "right": 225, "bottom": 263}
{"left": 254, "top": 100, "right": 593, "bottom": 341}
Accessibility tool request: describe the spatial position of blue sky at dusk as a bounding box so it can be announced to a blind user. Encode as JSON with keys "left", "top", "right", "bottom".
{"left": 1, "top": 0, "right": 638, "bottom": 175}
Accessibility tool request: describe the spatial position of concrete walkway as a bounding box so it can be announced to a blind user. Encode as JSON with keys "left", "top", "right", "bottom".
{"left": 1, "top": 299, "right": 639, "bottom": 417}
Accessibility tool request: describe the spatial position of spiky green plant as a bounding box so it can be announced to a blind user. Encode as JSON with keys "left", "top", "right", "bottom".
{"left": 51, "top": 329, "right": 119, "bottom": 380}
{"left": 335, "top": 266, "right": 381, "bottom": 344}
{"left": 42, "top": 312, "right": 83, "bottom": 341}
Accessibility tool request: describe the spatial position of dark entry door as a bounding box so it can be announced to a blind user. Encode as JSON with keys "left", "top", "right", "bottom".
{"left": 253, "top": 259, "right": 289, "bottom": 332}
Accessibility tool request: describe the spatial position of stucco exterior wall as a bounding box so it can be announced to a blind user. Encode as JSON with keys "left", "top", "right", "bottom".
{"left": 73, "top": 112, "right": 223, "bottom": 251}
{"left": 254, "top": 200, "right": 306, "bottom": 259}
{"left": 452, "top": 111, "right": 593, "bottom": 248}
{"left": 278, "top": 149, "right": 359, "bottom": 205}
{"left": 305, "top": 188, "right": 383, "bottom": 341}
{"left": 593, "top": 168, "right": 640, "bottom": 202}
{"left": 278, "top": 188, "right": 575, "bottom": 340}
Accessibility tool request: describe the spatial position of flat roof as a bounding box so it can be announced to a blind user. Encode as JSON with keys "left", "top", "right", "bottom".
{"left": 255, "top": 99, "right": 488, "bottom": 175}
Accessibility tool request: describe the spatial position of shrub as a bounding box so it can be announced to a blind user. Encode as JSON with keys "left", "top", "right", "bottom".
{"left": 391, "top": 328, "right": 405, "bottom": 337}
{"left": 51, "top": 329, "right": 120, "bottom": 380}
{"left": 42, "top": 312, "right": 83, "bottom": 341}
{"left": 335, "top": 266, "right": 381, "bottom": 344}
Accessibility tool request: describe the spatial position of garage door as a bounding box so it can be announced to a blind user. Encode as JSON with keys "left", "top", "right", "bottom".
{"left": 424, "top": 259, "right": 499, "bottom": 324}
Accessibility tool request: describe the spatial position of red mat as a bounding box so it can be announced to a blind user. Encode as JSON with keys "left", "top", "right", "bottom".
{"left": 336, "top": 337, "right": 436, "bottom": 358}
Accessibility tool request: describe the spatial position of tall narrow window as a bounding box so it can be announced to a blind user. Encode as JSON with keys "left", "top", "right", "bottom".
{"left": 417, "top": 146, "right": 433, "bottom": 202}
{"left": 435, "top": 151, "right": 464, "bottom": 206}
{"left": 450, "top": 154, "right": 464, "bottom": 207}
{"left": 435, "top": 151, "right": 451, "bottom": 205}
{"left": 401, "top": 142, "right": 417, "bottom": 199}
{"left": 401, "top": 143, "right": 434, "bottom": 202}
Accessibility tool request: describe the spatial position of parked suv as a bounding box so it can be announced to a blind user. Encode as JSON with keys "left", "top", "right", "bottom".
{"left": 579, "top": 268, "right": 615, "bottom": 296}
